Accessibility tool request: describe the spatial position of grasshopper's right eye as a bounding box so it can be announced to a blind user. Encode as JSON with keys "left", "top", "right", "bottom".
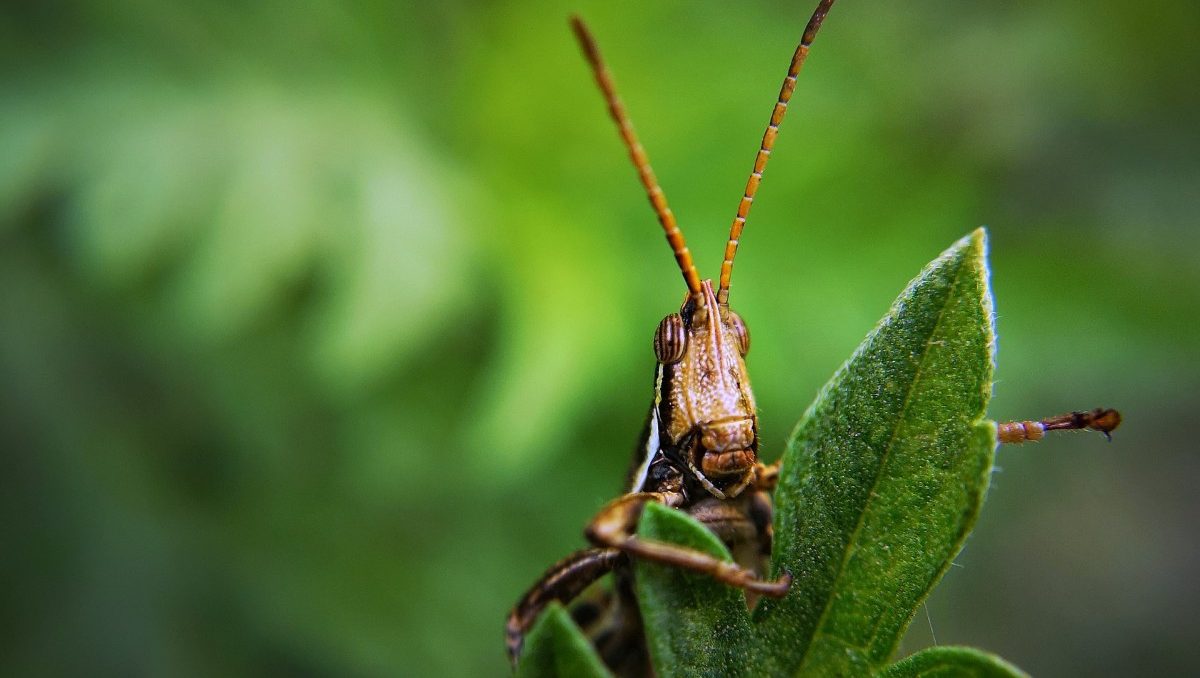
{"left": 726, "top": 310, "right": 750, "bottom": 356}
{"left": 654, "top": 313, "right": 687, "bottom": 364}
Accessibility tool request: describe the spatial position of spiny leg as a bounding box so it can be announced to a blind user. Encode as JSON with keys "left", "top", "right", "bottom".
{"left": 505, "top": 548, "right": 624, "bottom": 667}
{"left": 584, "top": 491, "right": 792, "bottom": 597}
{"left": 997, "top": 407, "right": 1122, "bottom": 444}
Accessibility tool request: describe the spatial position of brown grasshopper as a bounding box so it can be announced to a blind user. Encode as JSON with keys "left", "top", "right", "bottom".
{"left": 506, "top": 0, "right": 1120, "bottom": 673}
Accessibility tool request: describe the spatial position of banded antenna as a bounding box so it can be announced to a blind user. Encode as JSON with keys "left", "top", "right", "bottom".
{"left": 570, "top": 17, "right": 705, "bottom": 308}
{"left": 717, "top": 0, "right": 836, "bottom": 306}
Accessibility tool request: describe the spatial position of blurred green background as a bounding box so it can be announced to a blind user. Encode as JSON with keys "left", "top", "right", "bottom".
{"left": 2, "top": 1, "right": 1197, "bottom": 676}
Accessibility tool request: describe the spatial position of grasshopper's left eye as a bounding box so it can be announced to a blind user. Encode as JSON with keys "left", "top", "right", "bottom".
{"left": 726, "top": 310, "right": 750, "bottom": 356}
{"left": 654, "top": 313, "right": 687, "bottom": 363}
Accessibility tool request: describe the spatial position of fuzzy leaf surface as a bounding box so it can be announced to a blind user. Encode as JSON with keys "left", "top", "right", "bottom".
{"left": 634, "top": 502, "right": 755, "bottom": 678}
{"left": 754, "top": 229, "right": 997, "bottom": 676}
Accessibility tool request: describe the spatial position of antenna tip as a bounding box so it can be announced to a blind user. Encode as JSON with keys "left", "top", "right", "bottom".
{"left": 569, "top": 15, "right": 598, "bottom": 58}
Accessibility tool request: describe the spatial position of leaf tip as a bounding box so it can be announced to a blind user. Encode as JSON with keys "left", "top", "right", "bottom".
{"left": 516, "top": 601, "right": 613, "bottom": 678}
{"left": 963, "top": 227, "right": 988, "bottom": 268}
{"left": 976, "top": 227, "right": 997, "bottom": 372}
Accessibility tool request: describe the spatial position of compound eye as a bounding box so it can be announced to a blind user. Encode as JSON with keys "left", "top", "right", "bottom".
{"left": 726, "top": 310, "right": 750, "bottom": 356}
{"left": 653, "top": 313, "right": 687, "bottom": 364}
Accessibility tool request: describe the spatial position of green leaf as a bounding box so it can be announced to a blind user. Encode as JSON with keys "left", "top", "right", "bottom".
{"left": 877, "top": 647, "right": 1029, "bottom": 678}
{"left": 515, "top": 602, "right": 613, "bottom": 678}
{"left": 633, "top": 502, "right": 755, "bottom": 678}
{"left": 755, "top": 229, "right": 997, "bottom": 676}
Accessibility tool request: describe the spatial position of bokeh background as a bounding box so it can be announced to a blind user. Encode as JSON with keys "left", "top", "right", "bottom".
{"left": 2, "top": 1, "right": 1197, "bottom": 675}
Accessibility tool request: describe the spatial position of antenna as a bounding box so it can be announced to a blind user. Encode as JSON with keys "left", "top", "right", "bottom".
{"left": 570, "top": 16, "right": 705, "bottom": 306}
{"left": 717, "top": 0, "right": 835, "bottom": 306}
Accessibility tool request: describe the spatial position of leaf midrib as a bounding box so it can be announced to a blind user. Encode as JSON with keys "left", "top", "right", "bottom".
{"left": 791, "top": 254, "right": 969, "bottom": 675}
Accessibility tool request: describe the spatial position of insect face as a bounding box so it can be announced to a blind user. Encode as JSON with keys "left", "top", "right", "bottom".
{"left": 656, "top": 280, "right": 758, "bottom": 499}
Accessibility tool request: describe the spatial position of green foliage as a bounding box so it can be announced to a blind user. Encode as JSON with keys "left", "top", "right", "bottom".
{"left": 877, "top": 647, "right": 1027, "bottom": 678}
{"left": 758, "top": 230, "right": 995, "bottom": 675}
{"left": 634, "top": 503, "right": 755, "bottom": 678}
{"left": 519, "top": 231, "right": 1007, "bottom": 676}
{"left": 515, "top": 603, "right": 613, "bottom": 678}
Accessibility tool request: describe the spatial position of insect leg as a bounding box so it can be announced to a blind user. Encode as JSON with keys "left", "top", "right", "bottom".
{"left": 997, "top": 407, "right": 1121, "bottom": 444}
{"left": 505, "top": 547, "right": 624, "bottom": 667}
{"left": 585, "top": 491, "right": 792, "bottom": 597}
{"left": 743, "top": 489, "right": 778, "bottom": 609}
{"left": 748, "top": 489, "right": 776, "bottom": 560}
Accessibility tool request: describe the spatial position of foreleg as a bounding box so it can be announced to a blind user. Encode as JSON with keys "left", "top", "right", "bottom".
{"left": 585, "top": 491, "right": 791, "bottom": 597}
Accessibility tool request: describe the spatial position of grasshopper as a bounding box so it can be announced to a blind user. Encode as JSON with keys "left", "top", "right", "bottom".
{"left": 506, "top": 0, "right": 1120, "bottom": 673}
